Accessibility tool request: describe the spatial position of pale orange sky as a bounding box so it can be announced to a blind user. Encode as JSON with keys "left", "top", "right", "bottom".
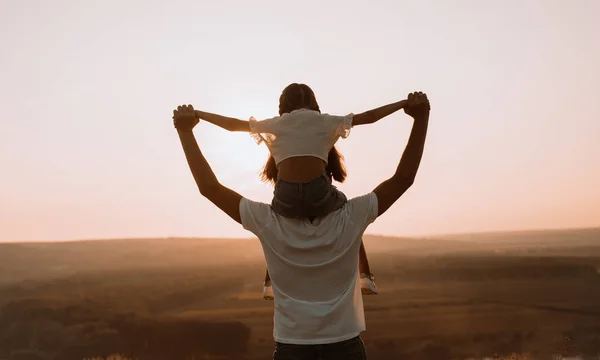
{"left": 1, "top": 0, "right": 599, "bottom": 242}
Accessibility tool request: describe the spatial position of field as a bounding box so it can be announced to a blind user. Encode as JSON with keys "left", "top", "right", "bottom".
{"left": 1, "top": 228, "right": 599, "bottom": 360}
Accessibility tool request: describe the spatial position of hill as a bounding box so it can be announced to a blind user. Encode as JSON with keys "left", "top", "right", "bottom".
{"left": 1, "top": 227, "right": 599, "bottom": 285}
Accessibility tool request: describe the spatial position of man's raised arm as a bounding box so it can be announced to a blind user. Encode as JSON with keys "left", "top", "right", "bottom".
{"left": 174, "top": 104, "right": 243, "bottom": 224}
{"left": 373, "top": 92, "right": 430, "bottom": 217}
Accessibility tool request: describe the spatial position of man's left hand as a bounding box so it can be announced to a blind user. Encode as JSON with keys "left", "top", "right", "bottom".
{"left": 173, "top": 104, "right": 199, "bottom": 131}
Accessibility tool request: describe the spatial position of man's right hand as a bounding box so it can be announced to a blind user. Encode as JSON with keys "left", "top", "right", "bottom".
{"left": 403, "top": 91, "right": 430, "bottom": 119}
{"left": 173, "top": 104, "right": 200, "bottom": 131}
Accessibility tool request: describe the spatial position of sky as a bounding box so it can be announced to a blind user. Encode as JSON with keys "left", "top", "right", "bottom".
{"left": 1, "top": 0, "right": 599, "bottom": 242}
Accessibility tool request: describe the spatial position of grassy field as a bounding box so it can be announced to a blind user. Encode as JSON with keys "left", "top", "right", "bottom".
{"left": 1, "top": 228, "right": 599, "bottom": 360}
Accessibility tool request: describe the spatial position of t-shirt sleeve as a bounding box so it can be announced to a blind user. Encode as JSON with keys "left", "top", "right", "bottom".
{"left": 325, "top": 113, "right": 354, "bottom": 140}
{"left": 249, "top": 116, "right": 278, "bottom": 134}
{"left": 248, "top": 116, "right": 279, "bottom": 145}
{"left": 345, "top": 192, "right": 379, "bottom": 231}
{"left": 239, "top": 197, "right": 274, "bottom": 237}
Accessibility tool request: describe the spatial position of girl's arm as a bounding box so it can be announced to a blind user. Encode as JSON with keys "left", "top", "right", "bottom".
{"left": 195, "top": 110, "right": 250, "bottom": 132}
{"left": 352, "top": 99, "right": 408, "bottom": 126}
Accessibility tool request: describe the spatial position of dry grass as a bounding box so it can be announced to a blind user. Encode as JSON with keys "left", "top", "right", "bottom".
{"left": 82, "top": 351, "right": 591, "bottom": 359}
{"left": 2, "top": 239, "right": 599, "bottom": 360}
{"left": 84, "top": 355, "right": 134, "bottom": 360}
{"left": 83, "top": 354, "right": 226, "bottom": 360}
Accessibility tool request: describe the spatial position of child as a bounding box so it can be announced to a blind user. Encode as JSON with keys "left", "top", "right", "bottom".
{"left": 194, "top": 83, "right": 407, "bottom": 299}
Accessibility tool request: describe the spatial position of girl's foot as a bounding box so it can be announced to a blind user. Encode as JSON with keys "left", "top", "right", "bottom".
{"left": 263, "top": 280, "right": 274, "bottom": 300}
{"left": 360, "top": 273, "right": 378, "bottom": 295}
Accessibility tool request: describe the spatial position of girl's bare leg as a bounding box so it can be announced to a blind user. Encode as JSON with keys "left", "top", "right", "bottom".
{"left": 262, "top": 266, "right": 274, "bottom": 300}
{"left": 359, "top": 240, "right": 378, "bottom": 295}
{"left": 358, "top": 240, "right": 372, "bottom": 275}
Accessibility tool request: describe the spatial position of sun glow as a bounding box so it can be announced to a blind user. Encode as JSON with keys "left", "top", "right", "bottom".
{"left": 197, "top": 124, "right": 271, "bottom": 190}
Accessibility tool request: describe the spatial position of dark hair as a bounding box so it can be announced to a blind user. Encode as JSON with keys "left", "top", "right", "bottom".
{"left": 278, "top": 83, "right": 321, "bottom": 115}
{"left": 260, "top": 83, "right": 347, "bottom": 184}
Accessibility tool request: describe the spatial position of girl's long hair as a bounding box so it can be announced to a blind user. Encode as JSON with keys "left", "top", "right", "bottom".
{"left": 260, "top": 83, "right": 347, "bottom": 184}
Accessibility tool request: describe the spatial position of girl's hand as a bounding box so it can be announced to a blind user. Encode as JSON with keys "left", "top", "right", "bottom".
{"left": 403, "top": 92, "right": 430, "bottom": 119}
{"left": 173, "top": 104, "right": 199, "bottom": 131}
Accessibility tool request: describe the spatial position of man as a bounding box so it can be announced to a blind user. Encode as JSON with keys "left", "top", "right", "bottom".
{"left": 173, "top": 91, "right": 430, "bottom": 360}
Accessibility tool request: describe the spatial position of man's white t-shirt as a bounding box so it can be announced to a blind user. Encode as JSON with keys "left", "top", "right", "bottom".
{"left": 239, "top": 192, "right": 378, "bottom": 345}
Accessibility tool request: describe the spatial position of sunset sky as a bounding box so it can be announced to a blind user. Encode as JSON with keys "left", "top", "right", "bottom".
{"left": 1, "top": 0, "right": 599, "bottom": 242}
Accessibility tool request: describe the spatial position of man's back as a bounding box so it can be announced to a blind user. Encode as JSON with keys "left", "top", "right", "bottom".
{"left": 240, "top": 193, "right": 378, "bottom": 345}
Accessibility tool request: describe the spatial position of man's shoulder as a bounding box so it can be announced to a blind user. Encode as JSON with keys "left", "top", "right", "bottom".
{"left": 240, "top": 198, "right": 272, "bottom": 216}
{"left": 342, "top": 192, "right": 379, "bottom": 222}
{"left": 347, "top": 192, "right": 378, "bottom": 206}
{"left": 239, "top": 198, "right": 274, "bottom": 234}
{"left": 240, "top": 197, "right": 273, "bottom": 225}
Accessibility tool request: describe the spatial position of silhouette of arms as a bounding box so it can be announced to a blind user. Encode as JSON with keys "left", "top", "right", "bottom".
{"left": 195, "top": 96, "right": 408, "bottom": 131}
{"left": 352, "top": 99, "right": 409, "bottom": 126}
{"left": 175, "top": 105, "right": 243, "bottom": 224}
{"left": 194, "top": 110, "right": 250, "bottom": 132}
{"left": 372, "top": 92, "right": 430, "bottom": 217}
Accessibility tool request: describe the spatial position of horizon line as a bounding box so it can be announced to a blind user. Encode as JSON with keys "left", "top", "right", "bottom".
{"left": 1, "top": 225, "right": 598, "bottom": 245}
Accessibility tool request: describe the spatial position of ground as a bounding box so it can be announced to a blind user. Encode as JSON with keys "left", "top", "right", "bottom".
{"left": 1, "top": 228, "right": 599, "bottom": 360}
